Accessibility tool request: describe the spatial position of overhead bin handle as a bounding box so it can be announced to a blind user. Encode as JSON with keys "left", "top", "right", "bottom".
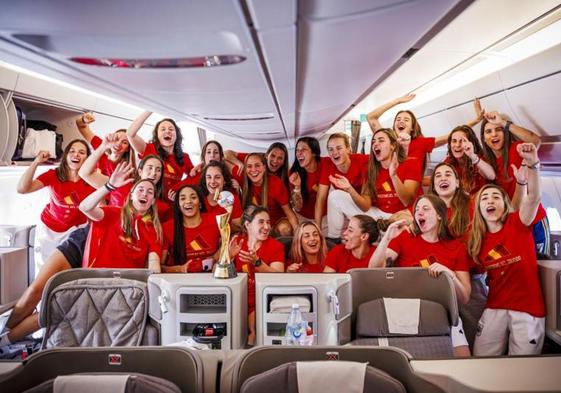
{"left": 158, "top": 289, "right": 169, "bottom": 314}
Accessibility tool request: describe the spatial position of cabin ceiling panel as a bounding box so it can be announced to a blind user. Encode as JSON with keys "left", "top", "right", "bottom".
{"left": 295, "top": 0, "right": 459, "bottom": 133}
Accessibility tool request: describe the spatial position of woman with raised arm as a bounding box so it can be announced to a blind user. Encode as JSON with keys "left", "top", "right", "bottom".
{"left": 326, "top": 129, "right": 421, "bottom": 239}
{"left": 161, "top": 184, "right": 221, "bottom": 273}
{"left": 17, "top": 140, "right": 94, "bottom": 273}
{"left": 75, "top": 112, "right": 133, "bottom": 177}
{"left": 445, "top": 125, "right": 495, "bottom": 195}
{"left": 369, "top": 195, "right": 472, "bottom": 356}
{"left": 199, "top": 161, "right": 243, "bottom": 231}
{"left": 126, "top": 111, "right": 194, "bottom": 203}
{"left": 314, "top": 133, "right": 369, "bottom": 232}
{"left": 469, "top": 143, "right": 545, "bottom": 356}
{"left": 230, "top": 206, "right": 285, "bottom": 345}
{"left": 323, "top": 215, "right": 379, "bottom": 273}
{"left": 367, "top": 95, "right": 484, "bottom": 169}
{"left": 288, "top": 137, "right": 324, "bottom": 224}
{"left": 80, "top": 162, "right": 163, "bottom": 272}
{"left": 480, "top": 111, "right": 549, "bottom": 257}
{"left": 242, "top": 153, "right": 298, "bottom": 236}
{"left": 286, "top": 221, "right": 328, "bottom": 273}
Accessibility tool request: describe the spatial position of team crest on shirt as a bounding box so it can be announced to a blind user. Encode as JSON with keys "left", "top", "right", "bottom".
{"left": 166, "top": 163, "right": 175, "bottom": 174}
{"left": 251, "top": 196, "right": 258, "bottom": 205}
{"left": 63, "top": 192, "right": 80, "bottom": 206}
{"left": 242, "top": 263, "right": 249, "bottom": 273}
{"left": 381, "top": 181, "right": 392, "bottom": 192}
{"left": 484, "top": 243, "right": 521, "bottom": 270}
{"left": 419, "top": 255, "right": 437, "bottom": 268}
{"left": 119, "top": 235, "right": 142, "bottom": 252}
{"left": 189, "top": 235, "right": 210, "bottom": 256}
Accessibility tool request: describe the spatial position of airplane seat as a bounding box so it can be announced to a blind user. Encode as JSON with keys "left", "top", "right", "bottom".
{"left": 0, "top": 347, "right": 203, "bottom": 393}
{"left": 38, "top": 269, "right": 156, "bottom": 349}
{"left": 223, "top": 346, "right": 444, "bottom": 393}
{"left": 240, "top": 361, "right": 405, "bottom": 393}
{"left": 348, "top": 268, "right": 458, "bottom": 359}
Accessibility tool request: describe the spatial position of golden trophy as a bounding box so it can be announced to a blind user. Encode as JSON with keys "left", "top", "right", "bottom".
{"left": 213, "top": 190, "right": 237, "bottom": 279}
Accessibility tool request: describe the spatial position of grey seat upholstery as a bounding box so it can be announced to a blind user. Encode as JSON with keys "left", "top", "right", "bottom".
{"left": 348, "top": 268, "right": 458, "bottom": 359}
{"left": 240, "top": 361, "right": 405, "bottom": 393}
{"left": 0, "top": 347, "right": 203, "bottom": 393}
{"left": 223, "top": 346, "right": 444, "bottom": 393}
{"left": 39, "top": 269, "right": 157, "bottom": 349}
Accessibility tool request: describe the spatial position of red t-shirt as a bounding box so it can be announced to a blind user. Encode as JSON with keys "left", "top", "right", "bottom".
{"left": 37, "top": 169, "right": 95, "bottom": 232}
{"left": 142, "top": 143, "right": 194, "bottom": 204}
{"left": 156, "top": 199, "right": 173, "bottom": 223}
{"left": 286, "top": 259, "right": 325, "bottom": 273}
{"left": 163, "top": 213, "right": 220, "bottom": 272}
{"left": 319, "top": 154, "right": 369, "bottom": 192}
{"left": 408, "top": 136, "right": 435, "bottom": 164}
{"left": 478, "top": 213, "right": 545, "bottom": 317}
{"left": 372, "top": 158, "right": 422, "bottom": 213}
{"left": 203, "top": 193, "right": 243, "bottom": 221}
{"left": 289, "top": 160, "right": 323, "bottom": 219}
{"left": 324, "top": 244, "right": 376, "bottom": 273}
{"left": 91, "top": 135, "right": 118, "bottom": 177}
{"left": 388, "top": 231, "right": 470, "bottom": 271}
{"left": 249, "top": 174, "right": 289, "bottom": 225}
{"left": 107, "top": 182, "right": 132, "bottom": 207}
{"left": 234, "top": 235, "right": 285, "bottom": 311}
{"left": 84, "top": 206, "right": 162, "bottom": 269}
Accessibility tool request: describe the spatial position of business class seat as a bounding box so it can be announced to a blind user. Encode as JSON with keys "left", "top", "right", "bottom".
{"left": 38, "top": 269, "right": 157, "bottom": 349}
{"left": 348, "top": 268, "right": 459, "bottom": 359}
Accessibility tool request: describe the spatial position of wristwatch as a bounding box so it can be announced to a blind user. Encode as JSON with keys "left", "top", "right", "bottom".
{"left": 254, "top": 258, "right": 263, "bottom": 267}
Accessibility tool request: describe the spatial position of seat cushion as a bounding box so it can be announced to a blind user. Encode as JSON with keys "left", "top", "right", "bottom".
{"left": 350, "top": 336, "right": 454, "bottom": 358}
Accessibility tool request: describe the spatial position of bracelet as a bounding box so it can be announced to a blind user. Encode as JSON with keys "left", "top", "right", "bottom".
{"left": 471, "top": 156, "right": 481, "bottom": 165}
{"left": 105, "top": 181, "right": 116, "bottom": 192}
{"left": 516, "top": 180, "right": 528, "bottom": 186}
{"left": 527, "top": 160, "right": 540, "bottom": 170}
{"left": 504, "top": 120, "right": 512, "bottom": 133}
{"left": 254, "top": 258, "right": 263, "bottom": 267}
{"left": 293, "top": 188, "right": 301, "bottom": 192}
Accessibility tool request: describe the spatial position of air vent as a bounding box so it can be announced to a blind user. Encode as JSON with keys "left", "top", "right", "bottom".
{"left": 69, "top": 55, "right": 245, "bottom": 69}
{"left": 402, "top": 48, "right": 419, "bottom": 59}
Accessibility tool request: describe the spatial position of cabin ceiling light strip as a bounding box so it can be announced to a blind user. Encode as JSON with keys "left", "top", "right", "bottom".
{"left": 203, "top": 115, "right": 274, "bottom": 121}
{"left": 69, "top": 55, "right": 246, "bottom": 69}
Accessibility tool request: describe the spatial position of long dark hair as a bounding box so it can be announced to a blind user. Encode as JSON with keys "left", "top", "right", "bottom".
{"left": 480, "top": 117, "right": 516, "bottom": 181}
{"left": 199, "top": 160, "right": 233, "bottom": 197}
{"left": 411, "top": 195, "right": 453, "bottom": 241}
{"left": 266, "top": 142, "right": 289, "bottom": 188}
{"left": 394, "top": 110, "right": 423, "bottom": 139}
{"left": 446, "top": 125, "right": 484, "bottom": 194}
{"left": 152, "top": 118, "right": 185, "bottom": 166}
{"left": 241, "top": 205, "right": 269, "bottom": 236}
{"left": 56, "top": 139, "right": 91, "bottom": 182}
{"left": 201, "top": 140, "right": 224, "bottom": 164}
{"left": 171, "top": 185, "right": 207, "bottom": 265}
{"left": 353, "top": 215, "right": 380, "bottom": 245}
{"left": 289, "top": 137, "right": 321, "bottom": 203}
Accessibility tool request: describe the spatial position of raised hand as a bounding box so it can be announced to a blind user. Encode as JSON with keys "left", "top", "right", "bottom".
{"left": 473, "top": 98, "right": 485, "bottom": 121}
{"left": 228, "top": 236, "right": 242, "bottom": 259}
{"left": 109, "top": 161, "right": 135, "bottom": 188}
{"left": 329, "top": 174, "right": 352, "bottom": 192}
{"left": 189, "top": 162, "right": 203, "bottom": 177}
{"left": 289, "top": 172, "right": 301, "bottom": 188}
{"left": 398, "top": 93, "right": 416, "bottom": 104}
{"left": 484, "top": 111, "right": 506, "bottom": 127}
{"left": 517, "top": 143, "right": 539, "bottom": 166}
{"left": 512, "top": 163, "right": 528, "bottom": 185}
{"left": 397, "top": 131, "right": 411, "bottom": 150}
{"left": 102, "top": 132, "right": 122, "bottom": 148}
{"left": 167, "top": 189, "right": 177, "bottom": 202}
{"left": 81, "top": 112, "right": 95, "bottom": 124}
{"left": 34, "top": 150, "right": 51, "bottom": 164}
{"left": 461, "top": 136, "right": 476, "bottom": 161}
{"left": 389, "top": 152, "right": 399, "bottom": 178}
{"left": 384, "top": 219, "right": 409, "bottom": 241}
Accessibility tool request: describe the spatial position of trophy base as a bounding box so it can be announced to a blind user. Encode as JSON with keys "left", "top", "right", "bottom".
{"left": 213, "top": 262, "right": 237, "bottom": 279}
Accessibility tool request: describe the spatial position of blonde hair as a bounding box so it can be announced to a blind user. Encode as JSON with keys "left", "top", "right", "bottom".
{"left": 120, "top": 179, "right": 162, "bottom": 245}
{"left": 290, "top": 221, "right": 328, "bottom": 265}
{"left": 468, "top": 184, "right": 511, "bottom": 263}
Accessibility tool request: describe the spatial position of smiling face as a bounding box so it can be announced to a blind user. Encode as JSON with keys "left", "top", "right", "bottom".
{"left": 246, "top": 211, "right": 271, "bottom": 241}
{"left": 479, "top": 187, "right": 506, "bottom": 224}
{"left": 204, "top": 142, "right": 221, "bottom": 165}
{"left": 296, "top": 141, "right": 314, "bottom": 168}
{"left": 111, "top": 131, "right": 130, "bottom": 157}
{"left": 66, "top": 141, "right": 89, "bottom": 170}
{"left": 342, "top": 217, "right": 366, "bottom": 250}
{"left": 483, "top": 122, "right": 505, "bottom": 152}
{"left": 371, "top": 131, "right": 393, "bottom": 162}
{"left": 449, "top": 130, "right": 468, "bottom": 159}
{"left": 205, "top": 166, "right": 225, "bottom": 195}
{"left": 131, "top": 180, "right": 156, "bottom": 214}
{"left": 327, "top": 137, "right": 351, "bottom": 167}
{"left": 300, "top": 224, "right": 321, "bottom": 256}
{"left": 139, "top": 157, "right": 163, "bottom": 184}
{"left": 156, "top": 120, "right": 177, "bottom": 148}
{"left": 433, "top": 164, "right": 458, "bottom": 198}
{"left": 267, "top": 147, "right": 286, "bottom": 174}
{"left": 393, "top": 111, "right": 413, "bottom": 135}
{"left": 414, "top": 197, "right": 440, "bottom": 234}
{"left": 246, "top": 155, "right": 266, "bottom": 184}
{"left": 178, "top": 187, "right": 201, "bottom": 218}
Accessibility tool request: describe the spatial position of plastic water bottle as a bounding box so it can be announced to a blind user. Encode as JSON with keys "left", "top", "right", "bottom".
{"left": 285, "top": 303, "right": 306, "bottom": 345}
